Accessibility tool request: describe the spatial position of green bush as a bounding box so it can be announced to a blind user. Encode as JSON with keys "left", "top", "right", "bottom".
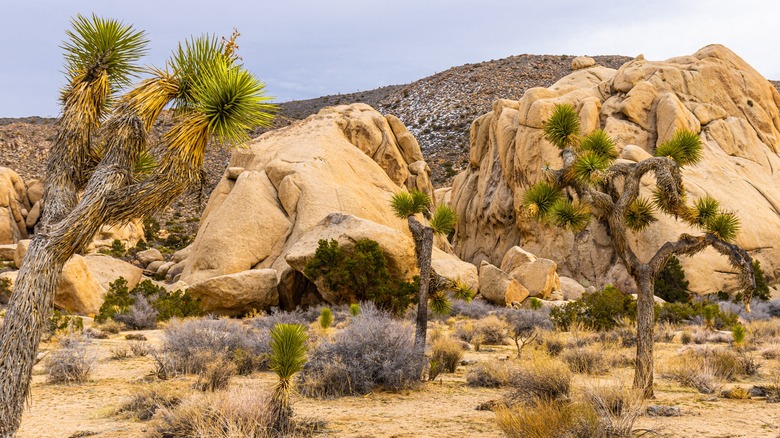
{"left": 550, "top": 285, "right": 635, "bottom": 331}
{"left": 654, "top": 256, "right": 689, "bottom": 303}
{"left": 99, "top": 239, "right": 127, "bottom": 257}
{"left": 319, "top": 307, "right": 333, "bottom": 329}
{"left": 658, "top": 301, "right": 738, "bottom": 329}
{"left": 304, "top": 239, "right": 418, "bottom": 316}
{"left": 44, "top": 309, "right": 84, "bottom": 339}
{"left": 95, "top": 277, "right": 201, "bottom": 324}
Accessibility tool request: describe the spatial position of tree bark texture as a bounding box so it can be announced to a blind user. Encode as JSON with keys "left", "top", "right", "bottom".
{"left": 408, "top": 215, "right": 434, "bottom": 358}
{"left": 633, "top": 273, "right": 655, "bottom": 398}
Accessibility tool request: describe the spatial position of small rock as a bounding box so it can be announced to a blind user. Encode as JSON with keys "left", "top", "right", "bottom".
{"left": 226, "top": 167, "right": 245, "bottom": 180}
{"left": 646, "top": 405, "right": 682, "bottom": 417}
{"left": 136, "top": 248, "right": 164, "bottom": 266}
{"left": 571, "top": 56, "right": 596, "bottom": 70}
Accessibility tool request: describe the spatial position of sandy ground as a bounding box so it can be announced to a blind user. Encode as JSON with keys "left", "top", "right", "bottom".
{"left": 16, "top": 326, "right": 780, "bottom": 438}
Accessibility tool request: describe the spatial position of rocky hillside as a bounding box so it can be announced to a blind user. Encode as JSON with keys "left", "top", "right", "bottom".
{"left": 2, "top": 55, "right": 778, "bottom": 217}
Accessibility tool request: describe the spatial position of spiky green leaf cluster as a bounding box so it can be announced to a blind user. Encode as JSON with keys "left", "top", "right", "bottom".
{"left": 390, "top": 190, "right": 431, "bottom": 218}
{"left": 168, "top": 35, "right": 225, "bottom": 109}
{"left": 690, "top": 196, "right": 720, "bottom": 227}
{"left": 543, "top": 104, "right": 581, "bottom": 149}
{"left": 133, "top": 150, "right": 157, "bottom": 176}
{"left": 522, "top": 181, "right": 563, "bottom": 219}
{"left": 625, "top": 197, "right": 657, "bottom": 232}
{"left": 655, "top": 130, "right": 702, "bottom": 166}
{"left": 269, "top": 324, "right": 308, "bottom": 380}
{"left": 652, "top": 186, "right": 686, "bottom": 215}
{"left": 452, "top": 280, "right": 476, "bottom": 303}
{"left": 63, "top": 14, "right": 148, "bottom": 90}
{"left": 430, "top": 204, "right": 457, "bottom": 235}
{"left": 548, "top": 198, "right": 591, "bottom": 233}
{"left": 579, "top": 129, "right": 618, "bottom": 159}
{"left": 572, "top": 151, "right": 611, "bottom": 183}
{"left": 193, "top": 57, "right": 275, "bottom": 145}
{"left": 705, "top": 212, "right": 740, "bottom": 242}
{"left": 429, "top": 291, "right": 453, "bottom": 316}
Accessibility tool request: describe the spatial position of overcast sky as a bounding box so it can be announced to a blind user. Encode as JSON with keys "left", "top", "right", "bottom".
{"left": 1, "top": 0, "right": 778, "bottom": 117}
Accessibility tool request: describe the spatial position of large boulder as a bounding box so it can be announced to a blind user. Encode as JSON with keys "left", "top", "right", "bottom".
{"left": 0, "top": 167, "right": 29, "bottom": 244}
{"left": 56, "top": 255, "right": 107, "bottom": 315}
{"left": 83, "top": 254, "right": 143, "bottom": 291}
{"left": 187, "top": 269, "right": 279, "bottom": 316}
{"left": 500, "top": 246, "right": 560, "bottom": 299}
{"left": 431, "top": 248, "right": 479, "bottom": 291}
{"left": 478, "top": 261, "right": 529, "bottom": 306}
{"left": 179, "top": 104, "right": 435, "bottom": 308}
{"left": 451, "top": 45, "right": 780, "bottom": 294}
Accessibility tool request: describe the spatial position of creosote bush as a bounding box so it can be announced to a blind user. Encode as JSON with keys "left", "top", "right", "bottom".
{"left": 506, "top": 357, "right": 572, "bottom": 406}
{"left": 497, "top": 400, "right": 602, "bottom": 438}
{"left": 119, "top": 385, "right": 183, "bottom": 421}
{"left": 304, "top": 239, "right": 419, "bottom": 316}
{"left": 654, "top": 256, "right": 689, "bottom": 303}
{"left": 561, "top": 347, "right": 607, "bottom": 375}
{"left": 549, "top": 286, "right": 635, "bottom": 331}
{"left": 466, "top": 361, "right": 517, "bottom": 388}
{"left": 472, "top": 315, "right": 509, "bottom": 349}
{"left": 297, "top": 303, "right": 419, "bottom": 398}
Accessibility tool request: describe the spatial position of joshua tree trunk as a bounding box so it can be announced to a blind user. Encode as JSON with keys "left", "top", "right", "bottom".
{"left": 633, "top": 271, "right": 655, "bottom": 398}
{"left": 408, "top": 215, "right": 434, "bottom": 358}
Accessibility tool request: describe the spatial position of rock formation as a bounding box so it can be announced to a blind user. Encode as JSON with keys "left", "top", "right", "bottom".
{"left": 176, "top": 103, "right": 477, "bottom": 313}
{"left": 450, "top": 45, "right": 780, "bottom": 294}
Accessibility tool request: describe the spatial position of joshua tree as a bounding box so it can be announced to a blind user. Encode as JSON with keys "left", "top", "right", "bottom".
{"left": 390, "top": 190, "right": 457, "bottom": 357}
{"left": 0, "top": 15, "right": 274, "bottom": 434}
{"left": 269, "top": 323, "right": 308, "bottom": 434}
{"left": 523, "top": 103, "right": 755, "bottom": 397}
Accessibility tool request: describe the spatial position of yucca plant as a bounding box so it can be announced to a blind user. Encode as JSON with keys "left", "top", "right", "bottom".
{"left": 731, "top": 324, "right": 747, "bottom": 349}
{"left": 524, "top": 103, "right": 756, "bottom": 399}
{"left": 0, "top": 16, "right": 275, "bottom": 434}
{"left": 269, "top": 323, "right": 308, "bottom": 433}
{"left": 452, "top": 279, "right": 476, "bottom": 303}
{"left": 349, "top": 303, "right": 361, "bottom": 317}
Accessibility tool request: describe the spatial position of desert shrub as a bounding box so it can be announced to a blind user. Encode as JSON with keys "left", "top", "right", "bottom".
{"left": 466, "top": 360, "right": 516, "bottom": 388}
{"left": 156, "top": 318, "right": 271, "bottom": 376}
{"left": 654, "top": 323, "right": 675, "bottom": 343}
{"left": 653, "top": 256, "right": 689, "bottom": 303}
{"left": 550, "top": 285, "right": 635, "bottom": 331}
{"left": 503, "top": 308, "right": 553, "bottom": 358}
{"left": 454, "top": 320, "right": 476, "bottom": 343}
{"left": 83, "top": 327, "right": 108, "bottom": 339}
{"left": 100, "top": 239, "right": 127, "bottom": 257}
{"left": 196, "top": 354, "right": 237, "bottom": 392}
{"left": 561, "top": 347, "right": 607, "bottom": 375}
{"left": 250, "top": 308, "right": 308, "bottom": 331}
{"left": 428, "top": 336, "right": 463, "bottom": 379}
{"left": 663, "top": 358, "right": 722, "bottom": 394}
{"left": 45, "top": 335, "right": 94, "bottom": 384}
{"left": 747, "top": 319, "right": 780, "bottom": 339}
{"left": 113, "top": 294, "right": 159, "bottom": 329}
{"left": 720, "top": 386, "right": 751, "bottom": 399}
{"left": 126, "top": 333, "right": 148, "bottom": 341}
{"left": 659, "top": 301, "right": 739, "bottom": 329}
{"left": 506, "top": 358, "right": 572, "bottom": 406}
{"left": 318, "top": 307, "right": 333, "bottom": 329}
{"left": 658, "top": 302, "right": 698, "bottom": 325}
{"left": 0, "top": 277, "right": 11, "bottom": 305}
{"left": 450, "top": 298, "right": 502, "bottom": 319}
{"left": 349, "top": 303, "right": 361, "bottom": 317}
{"left": 472, "top": 315, "right": 508, "bottom": 349}
{"left": 680, "top": 331, "right": 692, "bottom": 345}
{"left": 119, "top": 385, "right": 182, "bottom": 421}
{"left": 297, "top": 303, "right": 419, "bottom": 398}
{"left": 692, "top": 329, "right": 732, "bottom": 344}
{"left": 96, "top": 278, "right": 201, "bottom": 325}
{"left": 303, "top": 239, "right": 418, "bottom": 316}
{"left": 43, "top": 309, "right": 84, "bottom": 341}
{"left": 110, "top": 345, "right": 133, "bottom": 360}
{"left": 661, "top": 348, "right": 755, "bottom": 393}
{"left": 96, "top": 320, "right": 121, "bottom": 334}
{"left": 583, "top": 384, "right": 644, "bottom": 437}
{"left": 130, "top": 340, "right": 151, "bottom": 357}
{"left": 497, "top": 400, "right": 602, "bottom": 438}
{"left": 545, "top": 338, "right": 565, "bottom": 357}
{"left": 719, "top": 298, "right": 780, "bottom": 322}
{"left": 149, "top": 387, "right": 318, "bottom": 437}
{"left": 732, "top": 324, "right": 747, "bottom": 347}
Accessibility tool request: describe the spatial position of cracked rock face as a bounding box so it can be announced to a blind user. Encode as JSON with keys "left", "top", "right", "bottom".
{"left": 451, "top": 44, "right": 780, "bottom": 294}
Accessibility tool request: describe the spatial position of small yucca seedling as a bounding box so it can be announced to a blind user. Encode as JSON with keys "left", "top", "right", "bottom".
{"left": 269, "top": 324, "right": 308, "bottom": 433}
{"left": 732, "top": 324, "right": 747, "bottom": 348}
{"left": 349, "top": 303, "right": 361, "bottom": 317}
{"left": 529, "top": 297, "right": 543, "bottom": 310}
{"left": 703, "top": 305, "right": 717, "bottom": 330}
{"left": 319, "top": 307, "right": 333, "bottom": 329}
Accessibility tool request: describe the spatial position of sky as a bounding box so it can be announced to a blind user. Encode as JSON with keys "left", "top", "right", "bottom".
{"left": 1, "top": 0, "right": 778, "bottom": 117}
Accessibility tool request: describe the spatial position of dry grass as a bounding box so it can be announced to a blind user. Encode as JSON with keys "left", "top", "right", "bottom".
{"left": 149, "top": 386, "right": 319, "bottom": 437}
{"left": 583, "top": 383, "right": 644, "bottom": 437}
{"left": 195, "top": 354, "right": 237, "bottom": 392}
{"left": 496, "top": 400, "right": 602, "bottom": 438}
{"left": 118, "top": 385, "right": 183, "bottom": 421}
{"left": 561, "top": 347, "right": 607, "bottom": 374}
{"left": 473, "top": 315, "right": 509, "bottom": 349}
{"left": 428, "top": 336, "right": 464, "bottom": 379}
{"left": 466, "top": 360, "right": 517, "bottom": 388}
{"left": 506, "top": 357, "right": 571, "bottom": 405}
